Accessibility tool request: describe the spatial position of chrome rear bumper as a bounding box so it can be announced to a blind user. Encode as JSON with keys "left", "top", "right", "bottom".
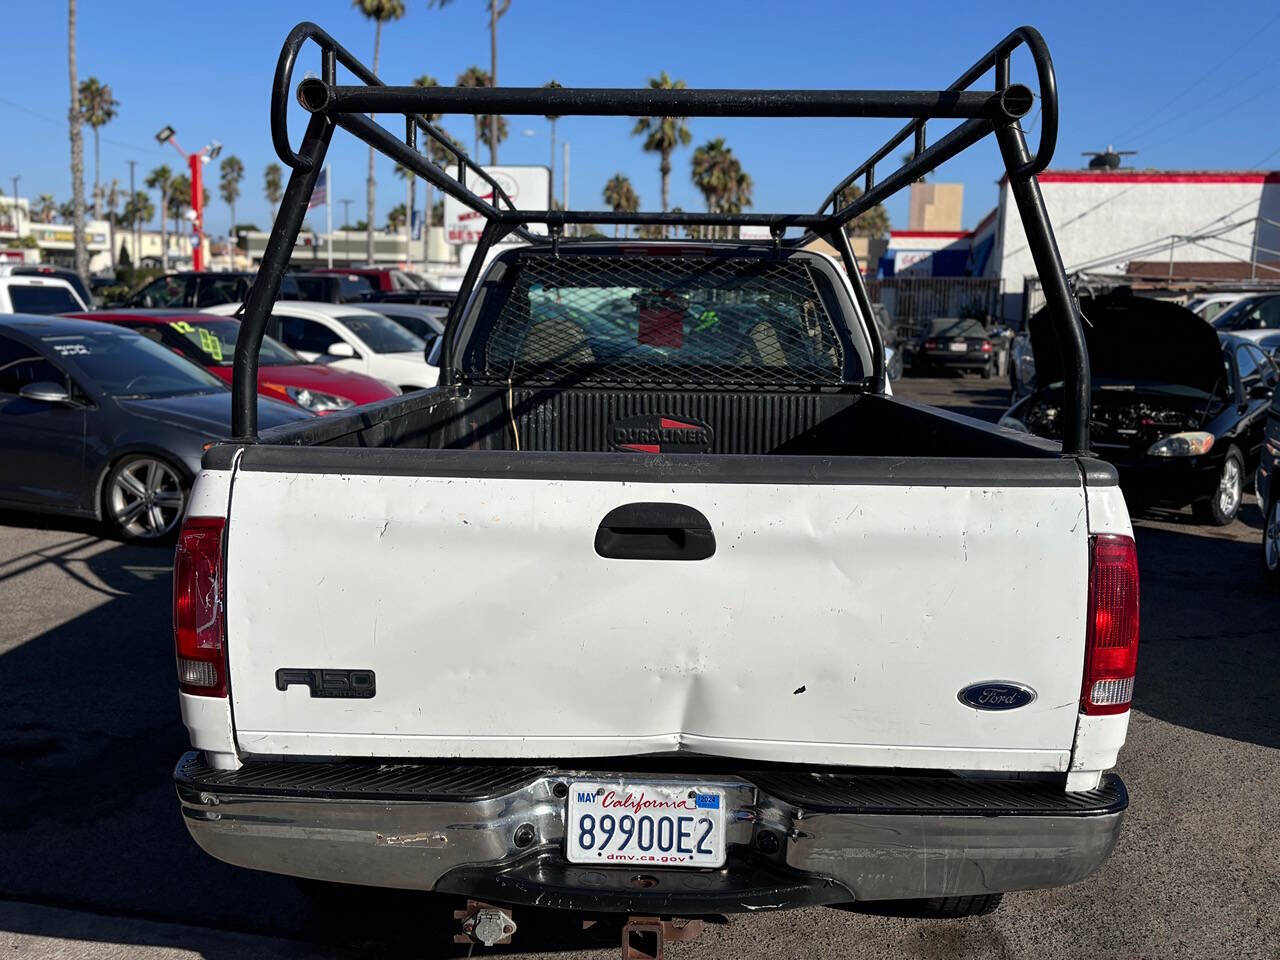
{"left": 175, "top": 752, "right": 1125, "bottom": 914}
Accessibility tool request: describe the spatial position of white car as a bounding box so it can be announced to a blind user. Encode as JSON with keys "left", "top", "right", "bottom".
{"left": 205, "top": 300, "right": 438, "bottom": 391}
{"left": 0, "top": 274, "right": 89, "bottom": 314}
{"left": 1185, "top": 292, "right": 1249, "bottom": 324}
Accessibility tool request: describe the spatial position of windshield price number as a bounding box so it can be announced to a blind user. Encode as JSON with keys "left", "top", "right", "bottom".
{"left": 565, "top": 782, "right": 726, "bottom": 868}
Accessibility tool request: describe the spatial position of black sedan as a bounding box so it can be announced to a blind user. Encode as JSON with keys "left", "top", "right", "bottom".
{"left": 0, "top": 314, "right": 308, "bottom": 541}
{"left": 909, "top": 317, "right": 994, "bottom": 377}
{"left": 1000, "top": 294, "right": 1278, "bottom": 525}
{"left": 1260, "top": 387, "right": 1279, "bottom": 586}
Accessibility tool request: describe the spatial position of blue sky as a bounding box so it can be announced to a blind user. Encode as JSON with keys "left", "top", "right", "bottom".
{"left": 3, "top": 0, "right": 1278, "bottom": 240}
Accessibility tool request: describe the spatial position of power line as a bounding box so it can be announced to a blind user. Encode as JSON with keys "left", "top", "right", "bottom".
{"left": 0, "top": 95, "right": 152, "bottom": 157}
{"left": 1111, "top": 10, "right": 1280, "bottom": 145}
{"left": 1133, "top": 71, "right": 1276, "bottom": 155}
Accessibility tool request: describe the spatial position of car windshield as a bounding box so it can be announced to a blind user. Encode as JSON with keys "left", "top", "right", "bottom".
{"left": 42, "top": 330, "right": 227, "bottom": 398}
{"left": 1212, "top": 296, "right": 1265, "bottom": 330}
{"left": 9, "top": 285, "right": 83, "bottom": 314}
{"left": 336, "top": 313, "right": 425, "bottom": 353}
{"left": 160, "top": 317, "right": 298, "bottom": 366}
{"left": 928, "top": 318, "right": 987, "bottom": 338}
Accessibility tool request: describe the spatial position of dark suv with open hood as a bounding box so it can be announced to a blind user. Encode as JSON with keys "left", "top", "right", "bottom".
{"left": 1000, "top": 294, "right": 1279, "bottom": 525}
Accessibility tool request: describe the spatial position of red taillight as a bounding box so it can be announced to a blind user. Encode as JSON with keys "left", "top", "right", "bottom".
{"left": 924, "top": 339, "right": 937, "bottom": 349}
{"left": 174, "top": 516, "right": 227, "bottom": 697}
{"left": 980, "top": 340, "right": 993, "bottom": 353}
{"left": 1082, "top": 534, "right": 1139, "bottom": 715}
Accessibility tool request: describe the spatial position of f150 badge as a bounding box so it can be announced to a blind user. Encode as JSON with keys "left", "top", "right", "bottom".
{"left": 609, "top": 415, "right": 713, "bottom": 454}
{"left": 276, "top": 668, "right": 376, "bottom": 699}
{"left": 958, "top": 681, "right": 1036, "bottom": 710}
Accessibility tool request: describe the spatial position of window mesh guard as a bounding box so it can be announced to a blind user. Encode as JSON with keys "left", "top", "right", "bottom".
{"left": 476, "top": 256, "right": 849, "bottom": 389}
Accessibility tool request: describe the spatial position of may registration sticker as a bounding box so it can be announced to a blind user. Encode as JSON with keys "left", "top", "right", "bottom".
{"left": 566, "top": 782, "right": 727, "bottom": 868}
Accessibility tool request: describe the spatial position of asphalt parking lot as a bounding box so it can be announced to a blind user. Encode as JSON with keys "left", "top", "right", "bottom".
{"left": 2, "top": 375, "right": 1277, "bottom": 959}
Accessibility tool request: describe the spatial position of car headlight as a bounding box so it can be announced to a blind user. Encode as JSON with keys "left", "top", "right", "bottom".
{"left": 283, "top": 385, "right": 356, "bottom": 413}
{"left": 1147, "top": 431, "right": 1215, "bottom": 457}
{"left": 998, "top": 413, "right": 1029, "bottom": 432}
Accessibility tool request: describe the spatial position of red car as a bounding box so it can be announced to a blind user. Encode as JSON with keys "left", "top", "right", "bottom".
{"left": 69, "top": 311, "right": 400, "bottom": 414}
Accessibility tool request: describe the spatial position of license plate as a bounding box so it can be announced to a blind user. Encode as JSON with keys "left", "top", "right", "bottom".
{"left": 565, "top": 782, "right": 726, "bottom": 868}
{"left": 949, "top": 341, "right": 968, "bottom": 351}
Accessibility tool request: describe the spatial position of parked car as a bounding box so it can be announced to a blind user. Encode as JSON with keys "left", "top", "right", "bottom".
{"left": 0, "top": 314, "right": 307, "bottom": 540}
{"left": 1260, "top": 387, "right": 1279, "bottom": 585}
{"left": 310, "top": 266, "right": 423, "bottom": 296}
{"left": 909, "top": 316, "right": 995, "bottom": 377}
{"left": 1001, "top": 294, "right": 1279, "bottom": 524}
{"left": 1185, "top": 292, "right": 1250, "bottom": 324}
{"left": 0, "top": 263, "right": 93, "bottom": 309}
{"left": 123, "top": 271, "right": 303, "bottom": 309}
{"left": 290, "top": 272, "right": 348, "bottom": 303}
{"left": 1234, "top": 328, "right": 1280, "bottom": 360}
{"left": 362, "top": 288, "right": 457, "bottom": 309}
{"left": 0, "top": 273, "right": 89, "bottom": 314}
{"left": 1211, "top": 292, "right": 1280, "bottom": 335}
{"left": 356, "top": 301, "right": 446, "bottom": 349}
{"left": 68, "top": 310, "right": 400, "bottom": 414}
{"left": 203, "top": 301, "right": 437, "bottom": 391}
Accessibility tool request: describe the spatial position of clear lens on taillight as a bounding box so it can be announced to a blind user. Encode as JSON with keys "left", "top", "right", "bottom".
{"left": 174, "top": 516, "right": 227, "bottom": 697}
{"left": 1082, "top": 534, "right": 1139, "bottom": 715}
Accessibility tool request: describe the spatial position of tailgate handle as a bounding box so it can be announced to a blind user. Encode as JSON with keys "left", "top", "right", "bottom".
{"left": 594, "top": 502, "right": 716, "bottom": 561}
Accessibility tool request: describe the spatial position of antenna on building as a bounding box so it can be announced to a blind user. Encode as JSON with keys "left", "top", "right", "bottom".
{"left": 1082, "top": 146, "right": 1137, "bottom": 171}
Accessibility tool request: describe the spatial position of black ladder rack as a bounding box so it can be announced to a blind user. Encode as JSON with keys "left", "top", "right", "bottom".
{"left": 233, "top": 20, "right": 1090, "bottom": 457}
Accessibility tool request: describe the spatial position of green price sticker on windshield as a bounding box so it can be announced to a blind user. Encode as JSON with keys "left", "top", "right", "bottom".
{"left": 168, "top": 321, "right": 195, "bottom": 334}
{"left": 197, "top": 327, "right": 223, "bottom": 361}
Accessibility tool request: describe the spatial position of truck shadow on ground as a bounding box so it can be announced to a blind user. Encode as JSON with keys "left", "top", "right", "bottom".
{"left": 0, "top": 522, "right": 667, "bottom": 957}
{"left": 1130, "top": 505, "right": 1278, "bottom": 751}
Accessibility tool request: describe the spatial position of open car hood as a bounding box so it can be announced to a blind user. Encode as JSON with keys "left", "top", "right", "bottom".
{"left": 1029, "top": 294, "right": 1224, "bottom": 396}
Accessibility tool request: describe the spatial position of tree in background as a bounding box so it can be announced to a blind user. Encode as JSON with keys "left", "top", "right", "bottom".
{"left": 57, "top": 200, "right": 75, "bottom": 223}
{"left": 602, "top": 173, "right": 639, "bottom": 238}
{"left": 219, "top": 155, "right": 245, "bottom": 251}
{"left": 104, "top": 178, "right": 119, "bottom": 271}
{"left": 122, "top": 190, "right": 154, "bottom": 261}
{"left": 145, "top": 165, "right": 173, "bottom": 271}
{"left": 691, "top": 138, "right": 752, "bottom": 239}
{"left": 34, "top": 195, "right": 57, "bottom": 223}
{"left": 263, "top": 163, "right": 283, "bottom": 223}
{"left": 455, "top": 66, "right": 506, "bottom": 160}
{"left": 169, "top": 174, "right": 210, "bottom": 243}
{"left": 77, "top": 76, "right": 118, "bottom": 219}
{"left": 387, "top": 203, "right": 407, "bottom": 232}
{"left": 544, "top": 80, "right": 562, "bottom": 203}
{"left": 67, "top": 0, "right": 89, "bottom": 283}
{"left": 402, "top": 74, "right": 440, "bottom": 258}
{"left": 431, "top": 0, "right": 511, "bottom": 164}
{"left": 632, "top": 73, "right": 690, "bottom": 236}
{"left": 836, "top": 184, "right": 890, "bottom": 240}
{"left": 353, "top": 0, "right": 406, "bottom": 264}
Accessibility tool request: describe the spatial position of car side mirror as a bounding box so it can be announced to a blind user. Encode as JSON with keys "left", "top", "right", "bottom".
{"left": 18, "top": 381, "right": 73, "bottom": 404}
{"left": 326, "top": 341, "right": 357, "bottom": 359}
{"left": 1249, "top": 382, "right": 1273, "bottom": 400}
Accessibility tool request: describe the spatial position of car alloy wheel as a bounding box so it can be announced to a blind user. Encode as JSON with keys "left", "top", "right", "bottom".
{"left": 1217, "top": 455, "right": 1242, "bottom": 519}
{"left": 107, "top": 456, "right": 186, "bottom": 540}
{"left": 1265, "top": 498, "right": 1280, "bottom": 584}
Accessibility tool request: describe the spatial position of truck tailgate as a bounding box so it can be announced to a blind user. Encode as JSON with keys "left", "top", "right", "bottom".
{"left": 224, "top": 459, "right": 1089, "bottom": 771}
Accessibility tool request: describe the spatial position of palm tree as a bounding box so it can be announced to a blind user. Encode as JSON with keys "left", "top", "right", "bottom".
{"left": 544, "top": 80, "right": 561, "bottom": 202}
{"left": 431, "top": 0, "right": 511, "bottom": 164}
{"left": 77, "top": 76, "right": 118, "bottom": 218}
{"left": 387, "top": 203, "right": 407, "bottom": 232}
{"left": 631, "top": 72, "right": 690, "bottom": 233}
{"left": 602, "top": 173, "right": 638, "bottom": 238}
{"left": 404, "top": 74, "right": 440, "bottom": 261}
{"left": 34, "top": 195, "right": 57, "bottom": 224}
{"left": 455, "top": 66, "right": 496, "bottom": 159}
{"left": 104, "top": 178, "right": 119, "bottom": 271}
{"left": 691, "top": 138, "right": 752, "bottom": 238}
{"left": 123, "top": 190, "right": 154, "bottom": 258}
{"left": 58, "top": 200, "right": 75, "bottom": 223}
{"left": 67, "top": 0, "right": 89, "bottom": 284}
{"left": 352, "top": 0, "right": 406, "bottom": 264}
{"left": 145, "top": 165, "right": 173, "bottom": 270}
{"left": 263, "top": 163, "right": 283, "bottom": 222}
{"left": 836, "top": 184, "right": 890, "bottom": 240}
{"left": 219, "top": 155, "right": 245, "bottom": 256}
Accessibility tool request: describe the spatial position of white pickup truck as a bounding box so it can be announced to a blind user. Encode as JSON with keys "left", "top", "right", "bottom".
{"left": 171, "top": 22, "right": 1136, "bottom": 947}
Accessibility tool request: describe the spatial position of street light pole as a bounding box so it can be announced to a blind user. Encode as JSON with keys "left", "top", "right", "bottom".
{"left": 154, "top": 126, "right": 220, "bottom": 272}
{"left": 127, "top": 159, "right": 137, "bottom": 266}
{"left": 340, "top": 198, "right": 352, "bottom": 266}
{"left": 10, "top": 176, "right": 20, "bottom": 237}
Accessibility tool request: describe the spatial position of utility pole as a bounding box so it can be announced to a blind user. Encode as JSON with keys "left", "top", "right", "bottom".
{"left": 10, "top": 176, "right": 19, "bottom": 238}
{"left": 127, "top": 159, "right": 137, "bottom": 265}
{"left": 340, "top": 198, "right": 352, "bottom": 266}
{"left": 562, "top": 142, "right": 569, "bottom": 237}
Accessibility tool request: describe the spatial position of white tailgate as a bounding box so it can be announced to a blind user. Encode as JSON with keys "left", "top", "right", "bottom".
{"left": 226, "top": 471, "right": 1089, "bottom": 771}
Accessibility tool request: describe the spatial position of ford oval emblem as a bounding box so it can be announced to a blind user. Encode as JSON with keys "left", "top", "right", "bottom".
{"left": 958, "top": 682, "right": 1037, "bottom": 711}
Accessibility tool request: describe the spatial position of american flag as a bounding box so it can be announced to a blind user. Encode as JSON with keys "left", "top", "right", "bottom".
{"left": 307, "top": 167, "right": 328, "bottom": 210}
